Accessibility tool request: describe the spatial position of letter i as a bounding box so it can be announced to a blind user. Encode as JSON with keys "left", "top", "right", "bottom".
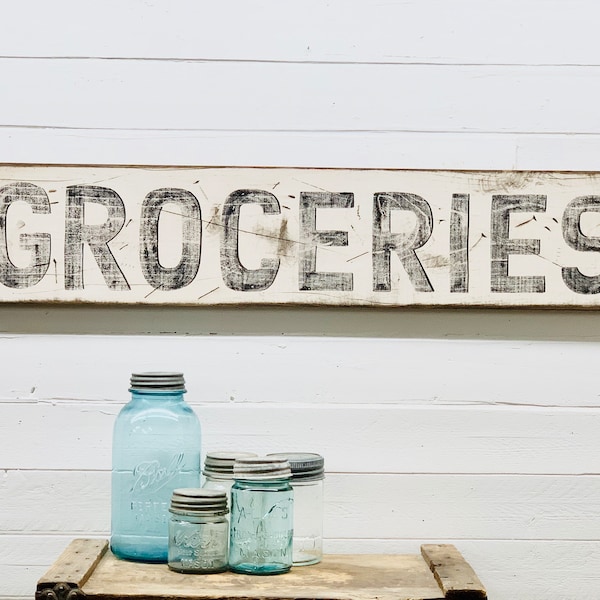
{"left": 450, "top": 194, "right": 469, "bottom": 293}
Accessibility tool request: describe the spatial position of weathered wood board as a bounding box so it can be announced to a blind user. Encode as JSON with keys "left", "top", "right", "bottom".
{"left": 3, "top": 165, "right": 600, "bottom": 307}
{"left": 35, "top": 539, "right": 487, "bottom": 600}
{"left": 421, "top": 544, "right": 487, "bottom": 599}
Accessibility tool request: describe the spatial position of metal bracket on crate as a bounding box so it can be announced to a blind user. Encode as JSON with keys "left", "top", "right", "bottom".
{"left": 36, "top": 582, "right": 86, "bottom": 600}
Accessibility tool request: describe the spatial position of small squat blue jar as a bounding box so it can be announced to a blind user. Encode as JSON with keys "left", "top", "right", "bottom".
{"left": 229, "top": 457, "right": 293, "bottom": 575}
{"left": 168, "top": 488, "right": 229, "bottom": 574}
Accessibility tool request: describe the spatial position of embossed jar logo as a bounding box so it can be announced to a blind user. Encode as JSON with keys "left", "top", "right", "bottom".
{"left": 130, "top": 454, "right": 184, "bottom": 496}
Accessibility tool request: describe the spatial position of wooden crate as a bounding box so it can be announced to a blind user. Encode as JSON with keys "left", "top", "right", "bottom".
{"left": 35, "top": 539, "right": 486, "bottom": 600}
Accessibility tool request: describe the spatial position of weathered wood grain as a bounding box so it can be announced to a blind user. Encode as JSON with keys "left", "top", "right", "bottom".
{"left": 36, "top": 539, "right": 108, "bottom": 600}
{"left": 5, "top": 536, "right": 600, "bottom": 600}
{"left": 422, "top": 544, "right": 487, "bottom": 599}
{"left": 66, "top": 542, "right": 446, "bottom": 600}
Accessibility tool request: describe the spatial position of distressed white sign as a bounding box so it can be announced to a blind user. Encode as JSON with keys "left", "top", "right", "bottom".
{"left": 1, "top": 165, "right": 600, "bottom": 307}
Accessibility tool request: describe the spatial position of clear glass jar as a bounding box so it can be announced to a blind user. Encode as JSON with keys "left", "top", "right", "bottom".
{"left": 268, "top": 453, "right": 324, "bottom": 565}
{"left": 111, "top": 372, "right": 202, "bottom": 563}
{"left": 229, "top": 457, "right": 293, "bottom": 575}
{"left": 202, "top": 451, "right": 258, "bottom": 496}
{"left": 168, "top": 488, "right": 229, "bottom": 573}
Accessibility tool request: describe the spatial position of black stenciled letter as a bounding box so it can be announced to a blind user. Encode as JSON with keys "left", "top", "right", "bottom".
{"left": 140, "top": 188, "right": 202, "bottom": 290}
{"left": 372, "top": 192, "right": 433, "bottom": 292}
{"left": 299, "top": 192, "right": 353, "bottom": 291}
{"left": 450, "top": 193, "right": 469, "bottom": 293}
{"left": 562, "top": 195, "right": 600, "bottom": 294}
{"left": 221, "top": 189, "right": 280, "bottom": 291}
{"left": 490, "top": 195, "right": 546, "bottom": 293}
{"left": 0, "top": 182, "right": 51, "bottom": 289}
{"left": 64, "top": 185, "right": 129, "bottom": 290}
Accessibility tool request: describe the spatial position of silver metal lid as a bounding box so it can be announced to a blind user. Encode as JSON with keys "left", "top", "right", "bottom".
{"left": 203, "top": 451, "right": 258, "bottom": 479}
{"left": 267, "top": 452, "right": 325, "bottom": 481}
{"left": 130, "top": 372, "right": 186, "bottom": 391}
{"left": 169, "top": 488, "right": 228, "bottom": 514}
{"left": 233, "top": 457, "right": 291, "bottom": 481}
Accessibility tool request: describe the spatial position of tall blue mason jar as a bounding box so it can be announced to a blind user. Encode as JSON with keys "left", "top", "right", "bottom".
{"left": 111, "top": 372, "right": 201, "bottom": 563}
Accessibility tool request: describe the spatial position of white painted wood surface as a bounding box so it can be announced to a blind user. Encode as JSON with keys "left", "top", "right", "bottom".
{"left": 3, "top": 0, "right": 600, "bottom": 65}
{"left": 1, "top": 2, "right": 599, "bottom": 600}
{"left": 4, "top": 61, "right": 600, "bottom": 133}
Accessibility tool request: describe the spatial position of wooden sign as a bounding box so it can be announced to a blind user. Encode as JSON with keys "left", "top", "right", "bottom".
{"left": 2, "top": 165, "right": 600, "bottom": 307}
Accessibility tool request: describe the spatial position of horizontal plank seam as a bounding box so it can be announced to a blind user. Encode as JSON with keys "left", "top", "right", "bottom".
{"left": 0, "top": 56, "right": 600, "bottom": 68}
{"left": 4, "top": 124, "right": 600, "bottom": 136}
{"left": 3, "top": 397, "right": 600, "bottom": 405}
{"left": 3, "top": 398, "right": 600, "bottom": 410}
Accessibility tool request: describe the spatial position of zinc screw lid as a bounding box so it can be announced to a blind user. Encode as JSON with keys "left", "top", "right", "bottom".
{"left": 130, "top": 372, "right": 186, "bottom": 391}
{"left": 203, "top": 451, "right": 258, "bottom": 479}
{"left": 233, "top": 456, "right": 292, "bottom": 481}
{"left": 267, "top": 452, "right": 325, "bottom": 481}
{"left": 169, "top": 488, "right": 228, "bottom": 514}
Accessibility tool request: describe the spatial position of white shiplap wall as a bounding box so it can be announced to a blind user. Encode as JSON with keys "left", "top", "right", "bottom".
{"left": 1, "top": 2, "right": 600, "bottom": 599}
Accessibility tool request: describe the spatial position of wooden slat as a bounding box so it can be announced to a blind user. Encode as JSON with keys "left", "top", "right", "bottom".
{"left": 2, "top": 336, "right": 600, "bottom": 409}
{"left": 3, "top": 129, "right": 600, "bottom": 172}
{"left": 82, "top": 548, "right": 444, "bottom": 600}
{"left": 2, "top": 0, "right": 600, "bottom": 67}
{"left": 0, "top": 61, "right": 598, "bottom": 134}
{"left": 36, "top": 539, "right": 108, "bottom": 594}
{"left": 2, "top": 402, "right": 599, "bottom": 475}
{"left": 421, "top": 544, "right": 487, "bottom": 599}
{"left": 5, "top": 471, "right": 600, "bottom": 541}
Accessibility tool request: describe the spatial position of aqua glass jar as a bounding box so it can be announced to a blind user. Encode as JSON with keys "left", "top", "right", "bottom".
{"left": 202, "top": 451, "right": 258, "bottom": 496}
{"left": 168, "top": 488, "right": 229, "bottom": 573}
{"left": 229, "top": 457, "right": 293, "bottom": 575}
{"left": 268, "top": 453, "right": 324, "bottom": 566}
{"left": 111, "top": 372, "right": 202, "bottom": 563}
